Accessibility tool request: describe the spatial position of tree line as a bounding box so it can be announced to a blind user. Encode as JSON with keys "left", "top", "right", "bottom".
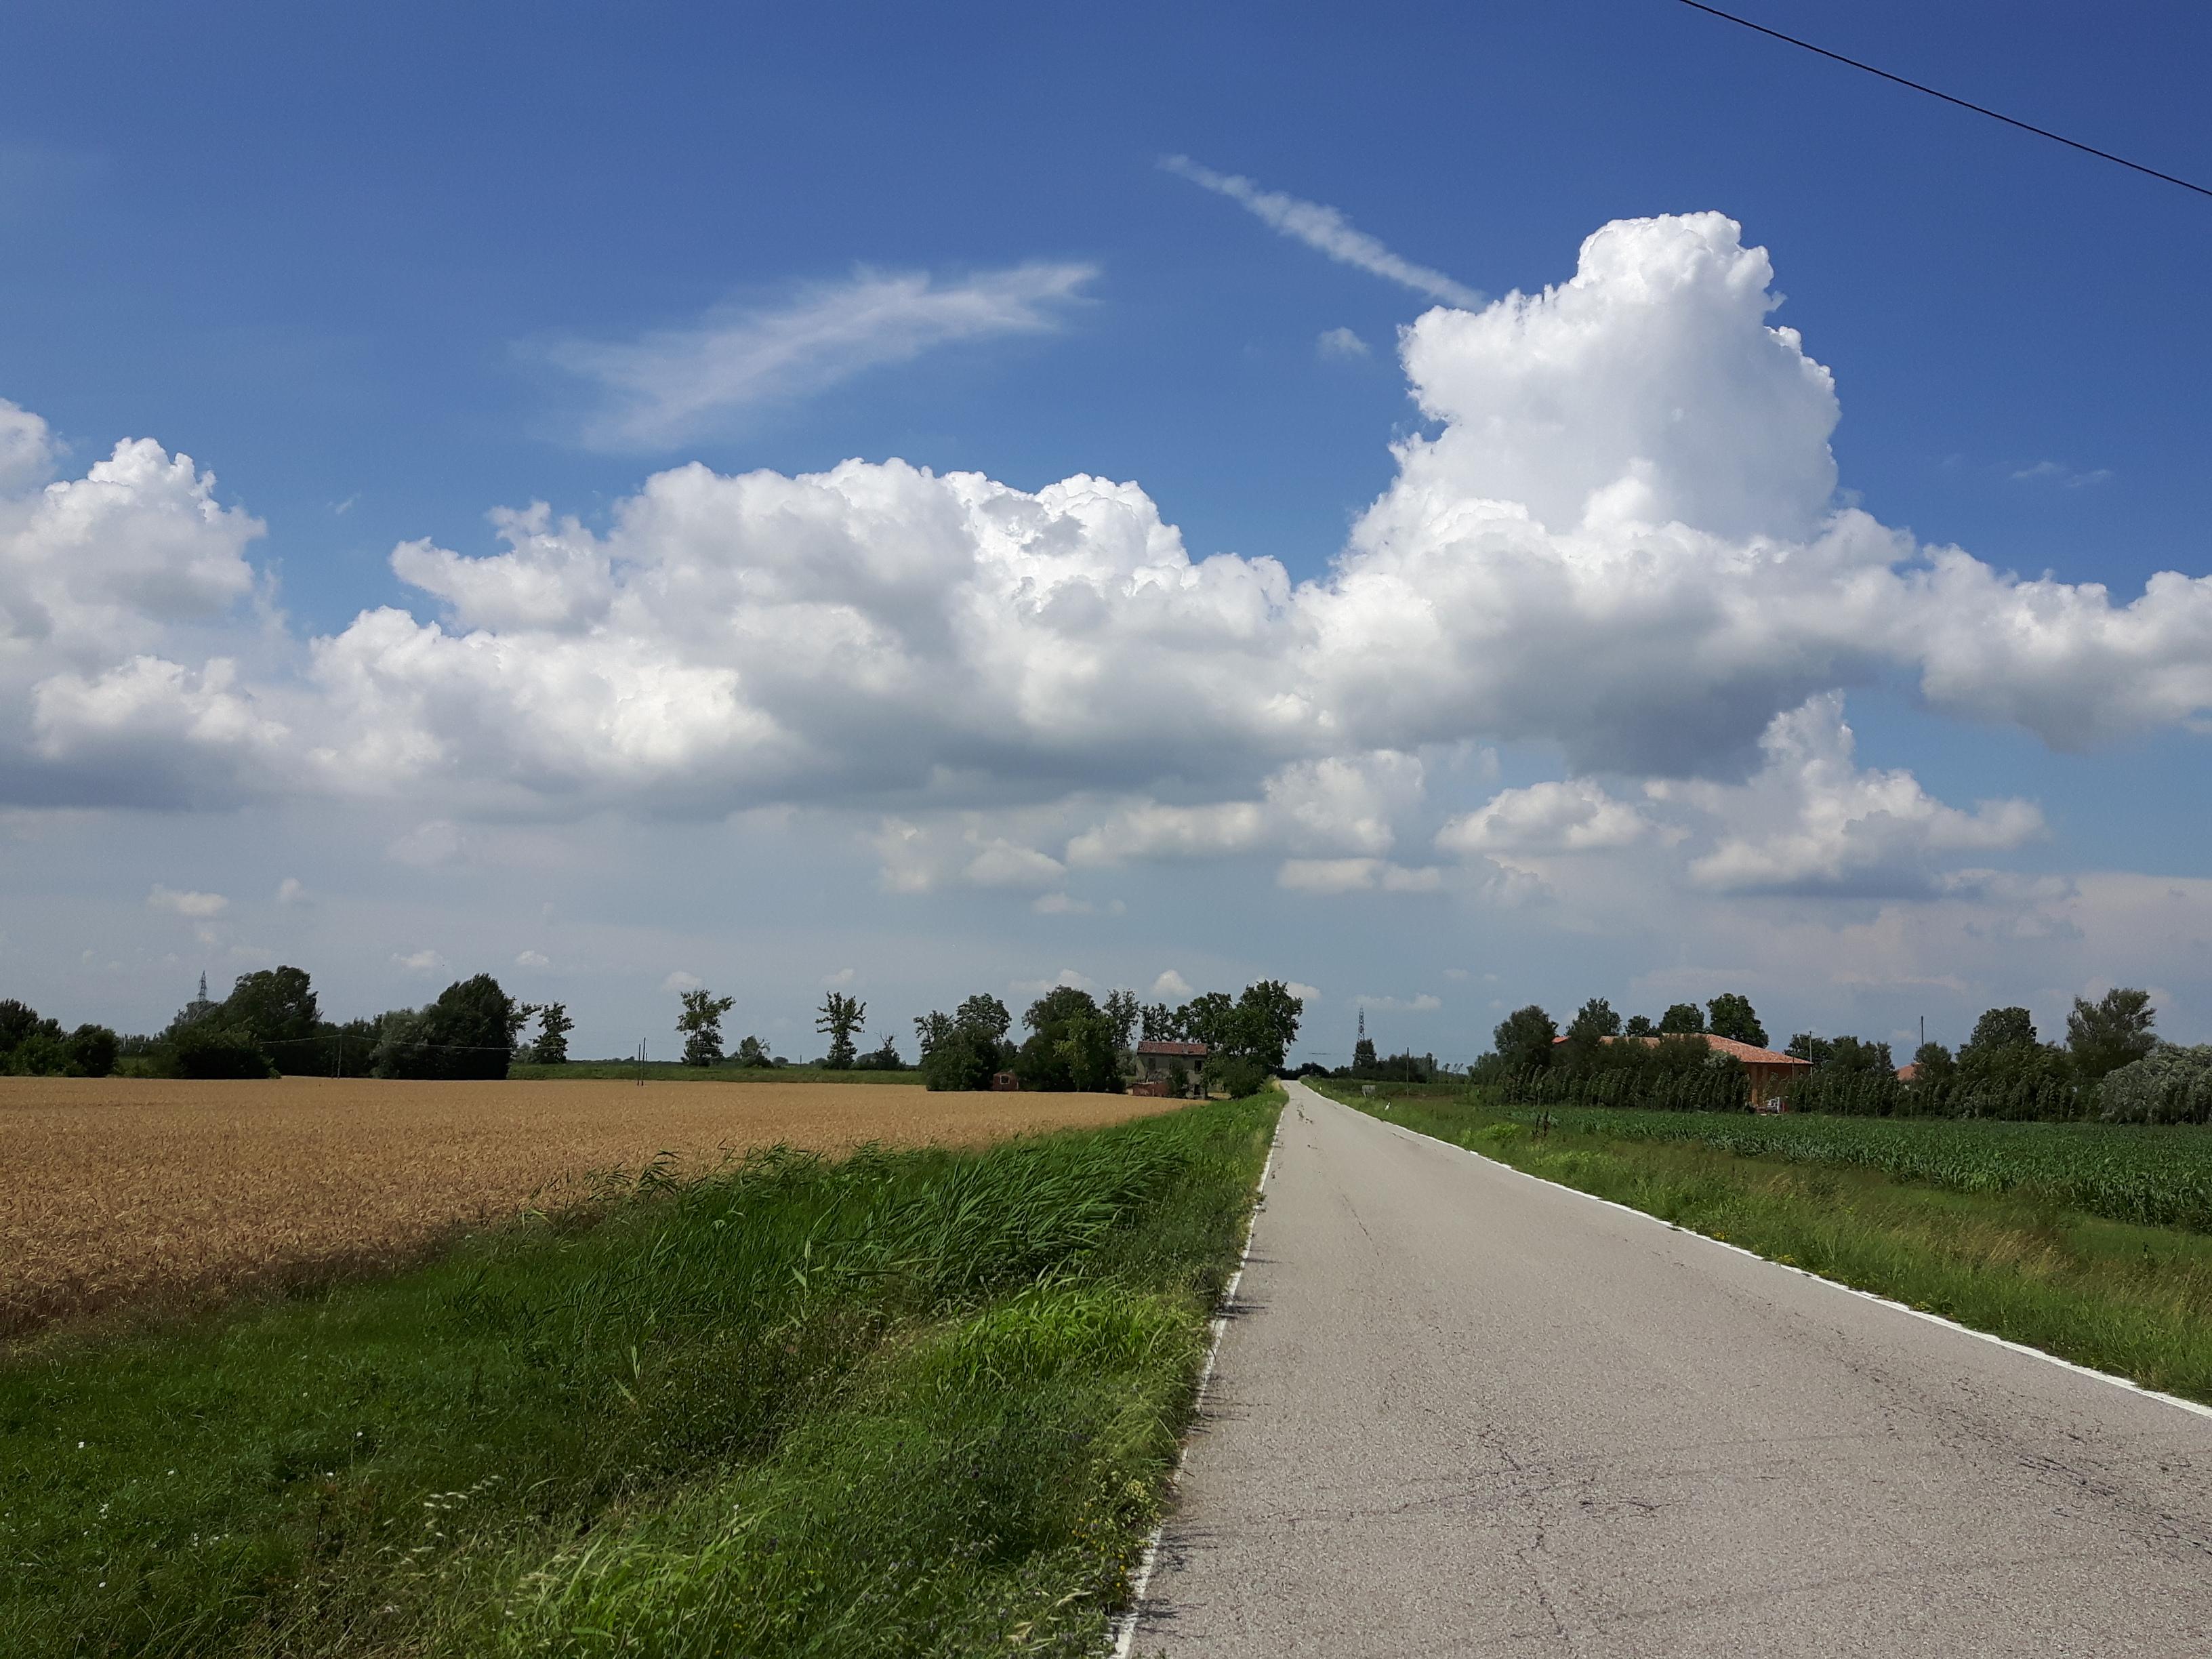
{"left": 669, "top": 977, "right": 1304, "bottom": 1096}
{"left": 1475, "top": 987, "right": 2206, "bottom": 1124}
{"left": 3, "top": 966, "right": 1305, "bottom": 1092}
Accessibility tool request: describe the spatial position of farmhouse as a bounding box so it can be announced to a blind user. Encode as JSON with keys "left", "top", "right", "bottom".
{"left": 1132, "top": 1039, "right": 1208, "bottom": 1097}
{"left": 1555, "top": 1033, "right": 1811, "bottom": 1111}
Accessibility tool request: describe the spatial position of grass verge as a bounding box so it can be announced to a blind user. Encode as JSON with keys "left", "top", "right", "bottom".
{"left": 1320, "top": 1085, "right": 2212, "bottom": 1406}
{"left": 1, "top": 1092, "right": 1277, "bottom": 1657}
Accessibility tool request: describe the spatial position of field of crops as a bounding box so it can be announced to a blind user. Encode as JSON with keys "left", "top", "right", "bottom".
{"left": 0, "top": 1077, "right": 1174, "bottom": 1338}
{"left": 1490, "top": 1103, "right": 2212, "bottom": 1233}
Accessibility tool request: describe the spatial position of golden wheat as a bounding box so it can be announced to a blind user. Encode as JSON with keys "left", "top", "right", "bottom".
{"left": 0, "top": 1077, "right": 1172, "bottom": 1338}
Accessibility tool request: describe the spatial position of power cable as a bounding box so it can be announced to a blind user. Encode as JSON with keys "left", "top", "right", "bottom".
{"left": 1674, "top": 0, "right": 2212, "bottom": 199}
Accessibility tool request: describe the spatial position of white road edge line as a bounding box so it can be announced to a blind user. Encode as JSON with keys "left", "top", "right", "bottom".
{"left": 1348, "top": 1093, "right": 2212, "bottom": 1424}
{"left": 1109, "top": 1118, "right": 1283, "bottom": 1659}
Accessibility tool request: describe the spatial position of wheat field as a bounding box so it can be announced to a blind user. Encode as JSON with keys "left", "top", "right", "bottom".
{"left": 0, "top": 1077, "right": 1176, "bottom": 1338}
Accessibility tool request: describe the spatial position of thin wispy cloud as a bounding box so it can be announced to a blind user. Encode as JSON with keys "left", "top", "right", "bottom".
{"left": 1162, "top": 155, "right": 1481, "bottom": 308}
{"left": 1316, "top": 325, "right": 1371, "bottom": 360}
{"left": 543, "top": 262, "right": 1096, "bottom": 450}
{"left": 2011, "top": 459, "right": 2112, "bottom": 489}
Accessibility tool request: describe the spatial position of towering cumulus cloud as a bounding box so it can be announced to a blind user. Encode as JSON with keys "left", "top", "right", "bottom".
{"left": 1, "top": 215, "right": 2208, "bottom": 869}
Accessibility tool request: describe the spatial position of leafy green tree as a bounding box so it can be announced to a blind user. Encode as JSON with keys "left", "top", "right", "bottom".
{"left": 1826, "top": 1035, "right": 1893, "bottom": 1073}
{"left": 2099, "top": 1044, "right": 2212, "bottom": 1124}
{"left": 1623, "top": 1014, "right": 1656, "bottom": 1038}
{"left": 920, "top": 1021, "right": 1003, "bottom": 1091}
{"left": 1559, "top": 998, "right": 1621, "bottom": 1069}
{"left": 1658, "top": 1002, "right": 1706, "bottom": 1035}
{"left": 0, "top": 1002, "right": 67, "bottom": 1074}
{"left": 529, "top": 1002, "right": 573, "bottom": 1065}
{"left": 735, "top": 1034, "right": 771, "bottom": 1068}
{"left": 66, "top": 1024, "right": 119, "bottom": 1078}
{"left": 0, "top": 1001, "right": 121, "bottom": 1078}
{"left": 172, "top": 1021, "right": 276, "bottom": 1079}
{"left": 1492, "top": 1004, "right": 1558, "bottom": 1070}
{"left": 373, "top": 975, "right": 525, "bottom": 1080}
{"left": 1017, "top": 986, "right": 1121, "bottom": 1091}
{"left": 855, "top": 1036, "right": 905, "bottom": 1071}
{"left": 0, "top": 998, "right": 47, "bottom": 1054}
{"left": 676, "top": 988, "right": 737, "bottom": 1067}
{"left": 218, "top": 966, "right": 320, "bottom": 1046}
{"left": 2066, "top": 987, "right": 2156, "bottom": 1082}
{"left": 1785, "top": 1032, "right": 1833, "bottom": 1063}
{"left": 161, "top": 974, "right": 220, "bottom": 1041}
{"left": 1179, "top": 991, "right": 1237, "bottom": 1053}
{"left": 1102, "top": 988, "right": 1141, "bottom": 1052}
{"left": 1139, "top": 1002, "right": 1183, "bottom": 1042}
{"left": 1705, "top": 993, "right": 1767, "bottom": 1046}
{"left": 1961, "top": 1006, "right": 2038, "bottom": 1061}
{"left": 912, "top": 1010, "right": 955, "bottom": 1059}
{"left": 1227, "top": 980, "right": 1305, "bottom": 1069}
{"left": 954, "top": 994, "right": 1010, "bottom": 1042}
{"left": 1570, "top": 998, "right": 1622, "bottom": 1040}
{"left": 1910, "top": 1040, "right": 1954, "bottom": 1083}
{"left": 817, "top": 991, "right": 866, "bottom": 1069}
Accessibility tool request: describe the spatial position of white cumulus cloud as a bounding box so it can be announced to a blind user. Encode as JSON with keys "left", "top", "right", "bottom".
{"left": 1276, "top": 858, "right": 1441, "bottom": 895}
{"left": 1437, "top": 780, "right": 1650, "bottom": 857}
{"left": 3, "top": 210, "right": 2209, "bottom": 870}
{"left": 1655, "top": 694, "right": 2043, "bottom": 895}
{"left": 146, "top": 884, "right": 227, "bottom": 918}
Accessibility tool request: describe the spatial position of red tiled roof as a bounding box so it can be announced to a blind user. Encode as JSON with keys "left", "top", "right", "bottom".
{"left": 1553, "top": 1033, "right": 1810, "bottom": 1068}
{"left": 1136, "top": 1040, "right": 1208, "bottom": 1057}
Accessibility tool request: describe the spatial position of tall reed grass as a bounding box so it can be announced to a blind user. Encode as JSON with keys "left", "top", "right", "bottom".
{"left": 1, "top": 1094, "right": 1276, "bottom": 1657}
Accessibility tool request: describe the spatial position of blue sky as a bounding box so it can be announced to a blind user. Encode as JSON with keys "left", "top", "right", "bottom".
{"left": 3, "top": 1, "right": 2209, "bottom": 1063}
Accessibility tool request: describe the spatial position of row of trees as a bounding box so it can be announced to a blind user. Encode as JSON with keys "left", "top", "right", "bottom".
{"left": 4, "top": 968, "right": 569, "bottom": 1081}
{"left": 672, "top": 987, "right": 898, "bottom": 1070}
{"left": 14, "top": 964, "right": 1309, "bottom": 1092}
{"left": 1478, "top": 986, "right": 2184, "bottom": 1124}
{"left": 910, "top": 980, "right": 1303, "bottom": 1095}
{"left": 663, "top": 979, "right": 1305, "bottom": 1096}
{"left": 0, "top": 1000, "right": 121, "bottom": 1078}
{"left": 160, "top": 968, "right": 567, "bottom": 1080}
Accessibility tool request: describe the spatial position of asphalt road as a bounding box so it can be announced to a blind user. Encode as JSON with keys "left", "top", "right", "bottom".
{"left": 1128, "top": 1082, "right": 2212, "bottom": 1656}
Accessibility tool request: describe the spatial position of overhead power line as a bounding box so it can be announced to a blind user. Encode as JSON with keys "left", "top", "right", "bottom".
{"left": 1674, "top": 0, "right": 2212, "bottom": 200}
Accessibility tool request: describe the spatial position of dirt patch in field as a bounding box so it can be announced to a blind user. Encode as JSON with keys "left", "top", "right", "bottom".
{"left": 0, "top": 1078, "right": 1176, "bottom": 1339}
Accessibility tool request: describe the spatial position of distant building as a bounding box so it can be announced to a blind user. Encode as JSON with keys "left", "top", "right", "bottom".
{"left": 1554, "top": 1033, "right": 1811, "bottom": 1111}
{"left": 1133, "top": 1040, "right": 1208, "bottom": 1093}
{"left": 1894, "top": 1062, "right": 1921, "bottom": 1084}
{"left": 989, "top": 1071, "right": 1020, "bottom": 1091}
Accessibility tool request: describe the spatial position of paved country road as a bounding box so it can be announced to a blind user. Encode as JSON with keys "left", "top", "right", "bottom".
{"left": 1127, "top": 1082, "right": 2212, "bottom": 1657}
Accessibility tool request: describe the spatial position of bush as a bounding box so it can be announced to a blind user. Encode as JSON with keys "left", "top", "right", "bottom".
{"left": 2100, "top": 1044, "right": 2212, "bottom": 1125}
{"left": 1207, "top": 1055, "right": 1271, "bottom": 1099}
{"left": 921, "top": 1025, "right": 1005, "bottom": 1092}
{"left": 373, "top": 975, "right": 524, "bottom": 1080}
{"left": 171, "top": 1023, "right": 276, "bottom": 1080}
{"left": 65, "top": 1025, "right": 119, "bottom": 1078}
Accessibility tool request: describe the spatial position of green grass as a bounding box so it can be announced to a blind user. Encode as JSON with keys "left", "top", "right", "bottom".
{"left": 1, "top": 1094, "right": 1278, "bottom": 1657}
{"left": 506, "top": 1063, "right": 922, "bottom": 1084}
{"left": 1321, "top": 1086, "right": 2212, "bottom": 1232}
{"left": 1324, "top": 1085, "right": 2212, "bottom": 1404}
